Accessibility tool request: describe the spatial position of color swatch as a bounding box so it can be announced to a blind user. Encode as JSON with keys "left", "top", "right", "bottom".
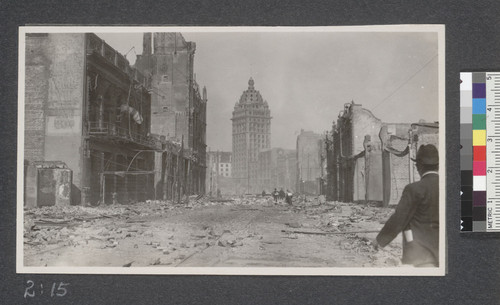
{"left": 461, "top": 72, "right": 500, "bottom": 232}
{"left": 461, "top": 72, "right": 473, "bottom": 231}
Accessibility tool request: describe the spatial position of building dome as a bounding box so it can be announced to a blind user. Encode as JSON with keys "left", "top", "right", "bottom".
{"left": 238, "top": 77, "right": 264, "bottom": 105}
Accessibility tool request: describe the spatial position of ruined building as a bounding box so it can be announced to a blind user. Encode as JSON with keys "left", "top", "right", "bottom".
{"left": 24, "top": 32, "right": 208, "bottom": 208}
{"left": 231, "top": 78, "right": 271, "bottom": 194}
{"left": 135, "top": 33, "right": 207, "bottom": 197}
{"left": 24, "top": 33, "right": 157, "bottom": 206}
{"left": 326, "top": 101, "right": 438, "bottom": 206}
{"left": 296, "top": 130, "right": 324, "bottom": 195}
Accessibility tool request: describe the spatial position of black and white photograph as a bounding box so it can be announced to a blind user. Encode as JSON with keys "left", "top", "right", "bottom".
{"left": 17, "top": 25, "right": 445, "bottom": 276}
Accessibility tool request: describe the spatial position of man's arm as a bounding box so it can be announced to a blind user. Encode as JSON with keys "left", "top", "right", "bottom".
{"left": 376, "top": 185, "right": 419, "bottom": 247}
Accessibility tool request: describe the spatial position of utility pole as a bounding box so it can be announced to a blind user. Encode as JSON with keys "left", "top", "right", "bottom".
{"left": 186, "top": 158, "right": 190, "bottom": 202}
{"left": 216, "top": 150, "right": 219, "bottom": 194}
{"left": 300, "top": 146, "right": 304, "bottom": 193}
{"left": 247, "top": 157, "right": 250, "bottom": 195}
{"left": 307, "top": 153, "right": 310, "bottom": 182}
{"left": 177, "top": 135, "right": 183, "bottom": 204}
{"left": 207, "top": 148, "right": 212, "bottom": 195}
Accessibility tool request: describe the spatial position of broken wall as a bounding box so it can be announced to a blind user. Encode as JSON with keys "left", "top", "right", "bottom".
{"left": 24, "top": 33, "right": 85, "bottom": 188}
{"left": 44, "top": 34, "right": 85, "bottom": 187}
{"left": 25, "top": 162, "right": 72, "bottom": 208}
{"left": 348, "top": 104, "right": 383, "bottom": 203}
{"left": 135, "top": 33, "right": 194, "bottom": 145}
{"left": 25, "top": 34, "right": 49, "bottom": 162}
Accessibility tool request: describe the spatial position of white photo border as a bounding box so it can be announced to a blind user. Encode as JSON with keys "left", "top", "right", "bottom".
{"left": 17, "top": 25, "right": 446, "bottom": 276}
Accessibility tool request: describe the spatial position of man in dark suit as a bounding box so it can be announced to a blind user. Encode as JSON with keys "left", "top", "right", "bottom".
{"left": 374, "top": 144, "right": 439, "bottom": 267}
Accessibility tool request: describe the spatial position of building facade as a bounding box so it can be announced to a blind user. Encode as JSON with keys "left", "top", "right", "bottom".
{"left": 135, "top": 32, "right": 207, "bottom": 196}
{"left": 206, "top": 151, "right": 233, "bottom": 195}
{"left": 231, "top": 78, "right": 271, "bottom": 194}
{"left": 332, "top": 101, "right": 384, "bottom": 203}
{"left": 24, "top": 33, "right": 158, "bottom": 206}
{"left": 215, "top": 151, "right": 232, "bottom": 177}
{"left": 326, "top": 101, "right": 439, "bottom": 206}
{"left": 257, "top": 148, "right": 296, "bottom": 193}
{"left": 207, "top": 151, "right": 232, "bottom": 178}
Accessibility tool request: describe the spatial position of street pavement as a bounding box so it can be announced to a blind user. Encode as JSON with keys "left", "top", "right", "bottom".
{"left": 23, "top": 196, "right": 402, "bottom": 268}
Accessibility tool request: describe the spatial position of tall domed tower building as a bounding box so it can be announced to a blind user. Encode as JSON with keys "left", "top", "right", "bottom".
{"left": 231, "top": 78, "right": 272, "bottom": 194}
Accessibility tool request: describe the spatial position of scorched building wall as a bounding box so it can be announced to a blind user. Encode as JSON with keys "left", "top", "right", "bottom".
{"left": 24, "top": 33, "right": 157, "bottom": 206}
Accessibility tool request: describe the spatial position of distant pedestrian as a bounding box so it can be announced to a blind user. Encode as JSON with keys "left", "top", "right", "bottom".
{"left": 262, "top": 190, "right": 266, "bottom": 197}
{"left": 285, "top": 189, "right": 293, "bottom": 205}
{"left": 374, "top": 144, "right": 439, "bottom": 267}
{"left": 279, "top": 188, "right": 285, "bottom": 202}
{"left": 272, "top": 188, "right": 279, "bottom": 203}
{"left": 216, "top": 188, "right": 221, "bottom": 199}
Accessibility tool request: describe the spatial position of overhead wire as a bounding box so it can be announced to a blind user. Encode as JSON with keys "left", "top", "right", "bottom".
{"left": 371, "top": 53, "right": 438, "bottom": 112}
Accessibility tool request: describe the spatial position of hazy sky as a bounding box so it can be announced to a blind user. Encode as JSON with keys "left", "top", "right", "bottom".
{"left": 98, "top": 29, "right": 439, "bottom": 151}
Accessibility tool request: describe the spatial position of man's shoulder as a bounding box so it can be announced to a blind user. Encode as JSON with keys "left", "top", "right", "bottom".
{"left": 403, "top": 180, "right": 422, "bottom": 192}
{"left": 406, "top": 180, "right": 423, "bottom": 189}
{"left": 405, "top": 174, "right": 438, "bottom": 192}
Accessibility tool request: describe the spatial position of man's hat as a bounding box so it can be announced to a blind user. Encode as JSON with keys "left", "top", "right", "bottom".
{"left": 411, "top": 144, "right": 439, "bottom": 165}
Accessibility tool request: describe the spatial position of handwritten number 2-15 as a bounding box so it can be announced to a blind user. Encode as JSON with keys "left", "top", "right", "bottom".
{"left": 24, "top": 281, "right": 69, "bottom": 298}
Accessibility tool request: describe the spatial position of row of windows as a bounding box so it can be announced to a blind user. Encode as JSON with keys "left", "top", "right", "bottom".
{"left": 245, "top": 104, "right": 264, "bottom": 109}
{"left": 233, "top": 117, "right": 270, "bottom": 123}
{"left": 250, "top": 134, "right": 267, "bottom": 139}
{"left": 233, "top": 133, "right": 268, "bottom": 139}
{"left": 249, "top": 116, "right": 269, "bottom": 122}
{"left": 233, "top": 123, "right": 269, "bottom": 130}
{"left": 234, "top": 141, "right": 266, "bottom": 148}
{"left": 214, "top": 167, "right": 230, "bottom": 174}
{"left": 233, "top": 129, "right": 268, "bottom": 135}
{"left": 244, "top": 110, "right": 268, "bottom": 116}
{"left": 233, "top": 128, "right": 270, "bottom": 134}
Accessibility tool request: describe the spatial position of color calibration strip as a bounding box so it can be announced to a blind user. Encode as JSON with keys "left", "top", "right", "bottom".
{"left": 461, "top": 72, "right": 500, "bottom": 232}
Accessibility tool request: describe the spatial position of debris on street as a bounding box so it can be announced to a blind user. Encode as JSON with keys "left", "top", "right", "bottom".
{"left": 24, "top": 196, "right": 401, "bottom": 268}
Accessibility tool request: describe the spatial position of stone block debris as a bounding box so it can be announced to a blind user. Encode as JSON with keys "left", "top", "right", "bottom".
{"left": 23, "top": 195, "right": 401, "bottom": 268}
